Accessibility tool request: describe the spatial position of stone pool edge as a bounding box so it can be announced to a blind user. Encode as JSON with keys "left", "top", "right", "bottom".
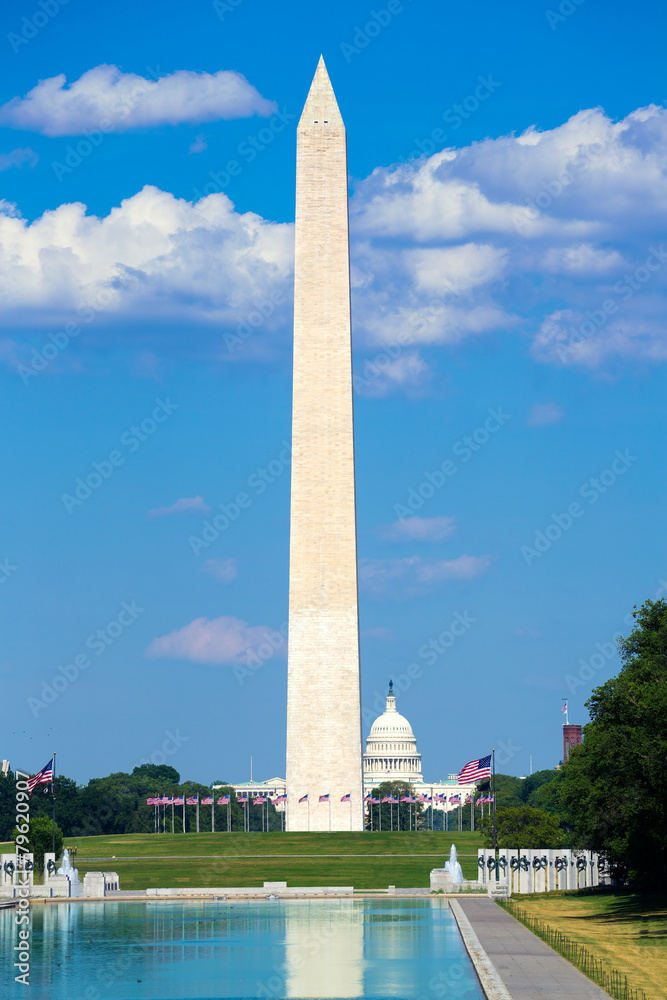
{"left": 449, "top": 899, "right": 512, "bottom": 1000}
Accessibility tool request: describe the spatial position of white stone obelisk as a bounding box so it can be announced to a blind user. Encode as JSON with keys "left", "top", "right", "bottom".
{"left": 286, "top": 57, "right": 363, "bottom": 832}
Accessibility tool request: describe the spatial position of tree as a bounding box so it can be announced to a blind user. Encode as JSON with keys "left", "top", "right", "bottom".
{"left": 366, "top": 781, "right": 424, "bottom": 831}
{"left": 560, "top": 599, "right": 667, "bottom": 887}
{"left": 480, "top": 806, "right": 564, "bottom": 849}
{"left": 14, "top": 815, "right": 64, "bottom": 869}
{"left": 132, "top": 764, "right": 180, "bottom": 784}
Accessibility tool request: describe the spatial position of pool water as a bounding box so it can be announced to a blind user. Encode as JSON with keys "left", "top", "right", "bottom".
{"left": 2, "top": 898, "right": 484, "bottom": 999}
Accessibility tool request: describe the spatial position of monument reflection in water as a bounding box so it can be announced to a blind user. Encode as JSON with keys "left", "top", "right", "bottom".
{"left": 1, "top": 899, "right": 483, "bottom": 999}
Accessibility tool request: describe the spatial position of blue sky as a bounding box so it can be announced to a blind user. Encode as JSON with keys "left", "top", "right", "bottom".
{"left": 2, "top": 0, "right": 666, "bottom": 788}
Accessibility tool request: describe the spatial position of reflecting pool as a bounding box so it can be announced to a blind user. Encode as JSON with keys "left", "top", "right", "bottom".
{"left": 2, "top": 898, "right": 483, "bottom": 999}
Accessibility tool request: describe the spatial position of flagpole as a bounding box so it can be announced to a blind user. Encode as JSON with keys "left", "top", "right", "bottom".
{"left": 307, "top": 797, "right": 310, "bottom": 833}
{"left": 212, "top": 798, "right": 214, "bottom": 833}
{"left": 52, "top": 751, "right": 56, "bottom": 855}
{"left": 329, "top": 797, "right": 331, "bottom": 833}
{"left": 171, "top": 800, "right": 174, "bottom": 834}
{"left": 492, "top": 748, "right": 497, "bottom": 855}
{"left": 183, "top": 798, "right": 186, "bottom": 833}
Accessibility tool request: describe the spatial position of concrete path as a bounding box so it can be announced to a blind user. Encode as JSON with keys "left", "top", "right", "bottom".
{"left": 456, "top": 898, "right": 612, "bottom": 999}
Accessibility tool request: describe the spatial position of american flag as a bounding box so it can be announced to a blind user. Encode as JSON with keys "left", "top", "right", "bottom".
{"left": 27, "top": 759, "right": 53, "bottom": 794}
{"left": 174, "top": 797, "right": 184, "bottom": 805}
{"left": 449, "top": 795, "right": 461, "bottom": 805}
{"left": 186, "top": 796, "right": 198, "bottom": 805}
{"left": 371, "top": 797, "right": 381, "bottom": 805}
{"left": 273, "top": 795, "right": 287, "bottom": 804}
{"left": 363, "top": 795, "right": 371, "bottom": 802}
{"left": 340, "top": 793, "right": 351, "bottom": 802}
{"left": 465, "top": 796, "right": 472, "bottom": 805}
{"left": 381, "top": 795, "right": 391, "bottom": 803}
{"left": 458, "top": 755, "right": 492, "bottom": 784}
{"left": 253, "top": 796, "right": 267, "bottom": 804}
{"left": 146, "top": 797, "right": 157, "bottom": 805}
{"left": 202, "top": 796, "right": 213, "bottom": 805}
{"left": 299, "top": 794, "right": 308, "bottom": 803}
{"left": 475, "top": 797, "right": 482, "bottom": 806}
{"left": 166, "top": 797, "right": 174, "bottom": 804}
{"left": 238, "top": 795, "right": 248, "bottom": 804}
{"left": 217, "top": 796, "right": 230, "bottom": 805}
{"left": 319, "top": 794, "right": 329, "bottom": 803}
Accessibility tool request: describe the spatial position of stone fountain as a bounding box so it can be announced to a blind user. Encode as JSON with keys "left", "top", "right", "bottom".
{"left": 56, "top": 848, "right": 82, "bottom": 898}
{"left": 444, "top": 843, "right": 464, "bottom": 883}
{"left": 430, "top": 843, "right": 475, "bottom": 893}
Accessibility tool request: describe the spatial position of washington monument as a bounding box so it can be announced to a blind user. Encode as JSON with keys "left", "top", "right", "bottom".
{"left": 285, "top": 58, "right": 364, "bottom": 832}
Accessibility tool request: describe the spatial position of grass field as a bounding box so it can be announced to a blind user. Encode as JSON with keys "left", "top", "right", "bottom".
{"left": 509, "top": 892, "right": 667, "bottom": 1000}
{"left": 1, "top": 831, "right": 484, "bottom": 889}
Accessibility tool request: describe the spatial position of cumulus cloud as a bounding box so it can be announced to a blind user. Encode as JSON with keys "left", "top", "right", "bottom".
{"left": 148, "top": 496, "right": 210, "bottom": 518}
{"left": 359, "top": 554, "right": 490, "bottom": 599}
{"left": 144, "top": 615, "right": 283, "bottom": 665}
{"left": 527, "top": 402, "right": 564, "bottom": 427}
{"left": 350, "top": 104, "right": 667, "bottom": 368}
{"left": 380, "top": 515, "right": 457, "bottom": 542}
{"left": 0, "top": 147, "right": 37, "bottom": 171}
{"left": 0, "top": 185, "right": 293, "bottom": 365}
{"left": 201, "top": 558, "right": 238, "bottom": 583}
{"left": 3, "top": 103, "right": 667, "bottom": 375}
{"left": 0, "top": 65, "right": 276, "bottom": 136}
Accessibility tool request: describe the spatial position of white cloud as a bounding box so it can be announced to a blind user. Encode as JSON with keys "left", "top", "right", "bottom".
{"left": 380, "top": 515, "right": 457, "bottom": 542}
{"left": 144, "top": 615, "right": 282, "bottom": 665}
{"left": 189, "top": 134, "right": 208, "bottom": 154}
{"left": 0, "top": 185, "right": 293, "bottom": 364}
{"left": 148, "top": 496, "right": 210, "bottom": 518}
{"left": 361, "top": 627, "right": 397, "bottom": 641}
{"left": 355, "top": 350, "right": 431, "bottom": 396}
{"left": 527, "top": 402, "right": 564, "bottom": 427}
{"left": 0, "top": 148, "right": 37, "bottom": 171}
{"left": 0, "top": 65, "right": 276, "bottom": 136}
{"left": 360, "top": 554, "right": 490, "bottom": 599}
{"left": 349, "top": 104, "right": 667, "bottom": 367}
{"left": 201, "top": 558, "right": 238, "bottom": 583}
{"left": 3, "top": 103, "right": 667, "bottom": 375}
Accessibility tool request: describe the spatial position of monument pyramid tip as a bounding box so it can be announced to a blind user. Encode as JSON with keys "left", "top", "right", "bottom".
{"left": 300, "top": 55, "right": 343, "bottom": 126}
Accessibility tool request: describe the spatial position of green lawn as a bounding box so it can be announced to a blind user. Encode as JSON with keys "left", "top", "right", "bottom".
{"left": 508, "top": 892, "right": 667, "bottom": 1000}
{"left": 2, "top": 831, "right": 484, "bottom": 889}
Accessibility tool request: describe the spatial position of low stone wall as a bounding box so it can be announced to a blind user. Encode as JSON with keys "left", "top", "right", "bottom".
{"left": 476, "top": 848, "right": 605, "bottom": 893}
{"left": 146, "top": 884, "right": 354, "bottom": 898}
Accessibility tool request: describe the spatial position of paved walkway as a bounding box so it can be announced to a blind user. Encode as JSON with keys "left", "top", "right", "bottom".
{"left": 456, "top": 899, "right": 612, "bottom": 999}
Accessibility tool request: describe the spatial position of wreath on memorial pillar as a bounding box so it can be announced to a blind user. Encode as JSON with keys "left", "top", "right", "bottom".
{"left": 532, "top": 855, "right": 548, "bottom": 870}
{"left": 4, "top": 861, "right": 15, "bottom": 876}
{"left": 555, "top": 856, "right": 568, "bottom": 872}
{"left": 510, "top": 857, "right": 520, "bottom": 871}
{"left": 23, "top": 860, "right": 34, "bottom": 872}
{"left": 497, "top": 856, "right": 507, "bottom": 870}
{"left": 46, "top": 860, "right": 57, "bottom": 875}
{"left": 477, "top": 857, "right": 485, "bottom": 870}
{"left": 576, "top": 856, "right": 587, "bottom": 871}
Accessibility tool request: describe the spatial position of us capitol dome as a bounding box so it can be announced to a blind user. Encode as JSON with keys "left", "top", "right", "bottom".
{"left": 362, "top": 681, "right": 476, "bottom": 809}
{"left": 363, "top": 680, "right": 423, "bottom": 783}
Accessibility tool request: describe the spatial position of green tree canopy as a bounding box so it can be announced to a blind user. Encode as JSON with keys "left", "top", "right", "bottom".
{"left": 481, "top": 805, "right": 564, "bottom": 849}
{"left": 132, "top": 764, "right": 180, "bottom": 783}
{"left": 13, "top": 815, "right": 64, "bottom": 869}
{"left": 560, "top": 598, "right": 667, "bottom": 887}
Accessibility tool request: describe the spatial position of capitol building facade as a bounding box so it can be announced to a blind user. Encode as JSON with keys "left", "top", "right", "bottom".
{"left": 362, "top": 682, "right": 475, "bottom": 806}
